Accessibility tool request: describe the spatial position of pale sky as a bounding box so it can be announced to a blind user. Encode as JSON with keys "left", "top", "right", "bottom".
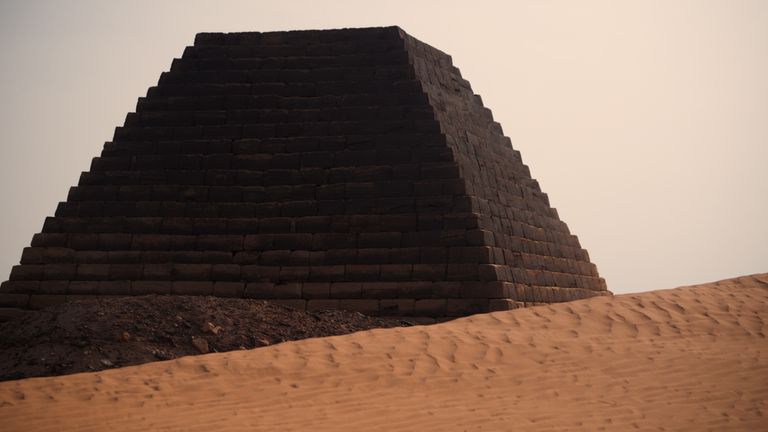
{"left": 0, "top": 0, "right": 765, "bottom": 294}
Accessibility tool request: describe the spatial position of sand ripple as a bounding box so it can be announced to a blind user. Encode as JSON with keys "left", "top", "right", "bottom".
{"left": 1, "top": 274, "right": 766, "bottom": 431}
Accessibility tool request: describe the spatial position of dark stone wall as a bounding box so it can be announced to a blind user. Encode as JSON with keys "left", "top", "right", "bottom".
{"left": 0, "top": 26, "right": 608, "bottom": 320}
{"left": 400, "top": 31, "right": 607, "bottom": 304}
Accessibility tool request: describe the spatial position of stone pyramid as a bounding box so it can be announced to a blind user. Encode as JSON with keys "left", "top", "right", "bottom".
{"left": 0, "top": 26, "right": 608, "bottom": 321}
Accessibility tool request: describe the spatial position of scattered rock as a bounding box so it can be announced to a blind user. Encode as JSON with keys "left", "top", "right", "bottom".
{"left": 100, "top": 359, "right": 114, "bottom": 367}
{"left": 114, "top": 331, "right": 131, "bottom": 342}
{"left": 0, "top": 295, "right": 411, "bottom": 381}
{"left": 202, "top": 322, "right": 222, "bottom": 335}
{"left": 191, "top": 336, "right": 209, "bottom": 354}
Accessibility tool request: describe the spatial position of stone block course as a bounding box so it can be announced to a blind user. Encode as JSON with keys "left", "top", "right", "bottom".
{"left": 380, "top": 298, "right": 414, "bottom": 316}
{"left": 413, "top": 299, "right": 446, "bottom": 317}
{"left": 361, "top": 282, "right": 399, "bottom": 299}
{"left": 309, "top": 264, "right": 345, "bottom": 281}
{"left": 339, "top": 299, "right": 379, "bottom": 315}
{"left": 330, "top": 282, "right": 362, "bottom": 299}
{"left": 132, "top": 280, "right": 172, "bottom": 295}
{"left": 98, "top": 281, "right": 132, "bottom": 295}
{"left": 29, "top": 294, "right": 66, "bottom": 310}
{"left": 301, "top": 282, "right": 330, "bottom": 298}
{"left": 447, "top": 298, "right": 488, "bottom": 316}
{"left": 307, "top": 299, "right": 340, "bottom": 311}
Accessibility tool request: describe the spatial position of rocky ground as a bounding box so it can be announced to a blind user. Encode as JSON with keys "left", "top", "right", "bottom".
{"left": 0, "top": 295, "right": 411, "bottom": 381}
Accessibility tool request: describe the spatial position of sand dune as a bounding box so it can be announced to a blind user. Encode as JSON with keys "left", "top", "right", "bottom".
{"left": 1, "top": 274, "right": 767, "bottom": 431}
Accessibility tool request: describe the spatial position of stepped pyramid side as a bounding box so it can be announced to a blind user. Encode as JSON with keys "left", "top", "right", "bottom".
{"left": 400, "top": 32, "right": 607, "bottom": 301}
{"left": 0, "top": 26, "right": 608, "bottom": 321}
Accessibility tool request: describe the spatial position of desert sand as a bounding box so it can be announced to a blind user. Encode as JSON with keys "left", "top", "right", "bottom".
{"left": 1, "top": 274, "right": 766, "bottom": 431}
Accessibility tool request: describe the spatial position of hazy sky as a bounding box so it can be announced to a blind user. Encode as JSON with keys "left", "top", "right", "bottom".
{"left": 0, "top": 0, "right": 765, "bottom": 294}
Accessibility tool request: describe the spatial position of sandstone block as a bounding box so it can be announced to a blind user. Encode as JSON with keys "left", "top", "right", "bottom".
{"left": 478, "top": 264, "right": 508, "bottom": 281}
{"left": 76, "top": 264, "right": 110, "bottom": 281}
{"left": 488, "top": 298, "right": 523, "bottom": 312}
{"left": 143, "top": 264, "right": 173, "bottom": 280}
{"left": 172, "top": 264, "right": 212, "bottom": 281}
{"left": 109, "top": 264, "right": 143, "bottom": 280}
{"left": 43, "top": 247, "right": 76, "bottom": 263}
{"left": 20, "top": 247, "right": 43, "bottom": 265}
{"left": 380, "top": 299, "right": 414, "bottom": 316}
{"left": 465, "top": 229, "right": 494, "bottom": 246}
{"left": 132, "top": 281, "right": 172, "bottom": 295}
{"left": 242, "top": 265, "right": 279, "bottom": 281}
{"left": 446, "top": 264, "right": 478, "bottom": 281}
{"left": 345, "top": 264, "right": 380, "bottom": 281}
{"left": 339, "top": 299, "right": 379, "bottom": 315}
{"left": 431, "top": 282, "right": 461, "bottom": 298}
{"left": 244, "top": 234, "right": 274, "bottom": 250}
{"left": 358, "top": 232, "right": 401, "bottom": 248}
{"left": 398, "top": 281, "right": 433, "bottom": 298}
{"left": 67, "top": 233, "right": 100, "bottom": 250}
{"left": 301, "top": 282, "right": 330, "bottom": 298}
{"left": 99, "top": 233, "right": 133, "bottom": 250}
{"left": 357, "top": 248, "right": 389, "bottom": 264}
{"left": 330, "top": 282, "right": 361, "bottom": 298}
{"left": 233, "top": 251, "right": 261, "bottom": 265}
{"left": 272, "top": 233, "right": 313, "bottom": 249}
{"left": 244, "top": 282, "right": 275, "bottom": 299}
{"left": 0, "top": 293, "right": 31, "bottom": 308}
{"left": 361, "top": 282, "right": 399, "bottom": 299}
{"left": 131, "top": 234, "right": 171, "bottom": 251}
{"left": 39, "top": 281, "right": 68, "bottom": 295}
{"left": 44, "top": 264, "right": 77, "bottom": 280}
{"left": 98, "top": 281, "right": 132, "bottom": 295}
{"left": 448, "top": 246, "right": 492, "bottom": 264}
{"left": 279, "top": 266, "right": 310, "bottom": 282}
{"left": 1, "top": 280, "right": 39, "bottom": 294}
{"left": 387, "top": 247, "right": 419, "bottom": 264}
{"left": 213, "top": 281, "right": 245, "bottom": 297}
{"left": 379, "top": 264, "right": 412, "bottom": 281}
{"left": 447, "top": 298, "right": 488, "bottom": 316}
{"left": 29, "top": 294, "right": 66, "bottom": 310}
{"left": 9, "top": 265, "right": 44, "bottom": 281}
{"left": 197, "top": 235, "right": 244, "bottom": 251}
{"left": 307, "top": 299, "right": 340, "bottom": 311}
{"left": 260, "top": 250, "right": 291, "bottom": 265}
{"left": 274, "top": 283, "right": 302, "bottom": 298}
{"left": 173, "top": 281, "right": 214, "bottom": 295}
{"left": 68, "top": 281, "right": 100, "bottom": 295}
{"left": 309, "top": 265, "right": 345, "bottom": 281}
{"left": 413, "top": 299, "right": 446, "bottom": 317}
{"left": 412, "top": 264, "right": 446, "bottom": 280}
{"left": 31, "top": 233, "right": 68, "bottom": 248}
{"left": 419, "top": 247, "right": 447, "bottom": 263}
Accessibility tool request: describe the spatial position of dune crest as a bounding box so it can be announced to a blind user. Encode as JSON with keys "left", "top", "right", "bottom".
{"left": 1, "top": 274, "right": 767, "bottom": 431}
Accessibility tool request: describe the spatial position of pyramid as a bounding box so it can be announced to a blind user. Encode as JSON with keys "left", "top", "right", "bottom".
{"left": 0, "top": 26, "right": 608, "bottom": 321}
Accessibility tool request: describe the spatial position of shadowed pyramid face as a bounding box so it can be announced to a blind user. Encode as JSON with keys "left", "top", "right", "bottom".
{"left": 0, "top": 26, "right": 608, "bottom": 320}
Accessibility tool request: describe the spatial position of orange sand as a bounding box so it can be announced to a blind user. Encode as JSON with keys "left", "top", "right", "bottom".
{"left": 1, "top": 274, "right": 767, "bottom": 431}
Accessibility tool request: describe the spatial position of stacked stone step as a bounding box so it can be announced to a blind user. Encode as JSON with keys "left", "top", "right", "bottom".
{"left": 0, "top": 26, "right": 609, "bottom": 321}
{"left": 400, "top": 31, "right": 608, "bottom": 299}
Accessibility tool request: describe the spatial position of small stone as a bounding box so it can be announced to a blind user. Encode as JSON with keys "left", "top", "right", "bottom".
{"left": 191, "top": 336, "right": 209, "bottom": 354}
{"left": 202, "top": 322, "right": 222, "bottom": 335}
{"left": 114, "top": 331, "right": 131, "bottom": 342}
{"left": 100, "top": 359, "right": 114, "bottom": 367}
{"left": 153, "top": 350, "right": 172, "bottom": 360}
{"left": 257, "top": 337, "right": 271, "bottom": 346}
